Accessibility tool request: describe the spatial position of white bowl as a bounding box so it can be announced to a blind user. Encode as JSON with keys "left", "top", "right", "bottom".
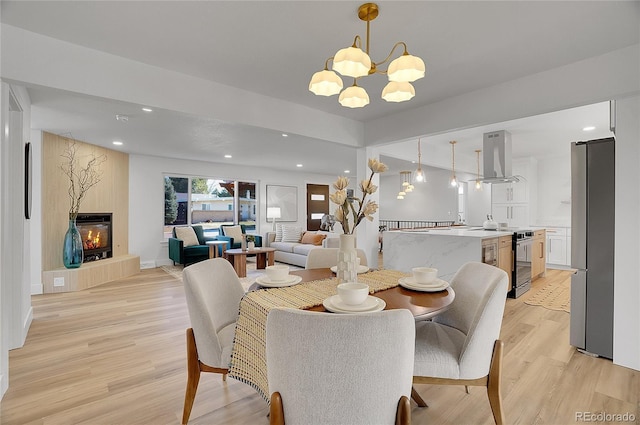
{"left": 412, "top": 267, "right": 438, "bottom": 284}
{"left": 265, "top": 265, "right": 289, "bottom": 282}
{"left": 337, "top": 282, "right": 369, "bottom": 306}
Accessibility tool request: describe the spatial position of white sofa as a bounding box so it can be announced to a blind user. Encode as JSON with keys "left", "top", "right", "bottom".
{"left": 265, "top": 230, "right": 341, "bottom": 267}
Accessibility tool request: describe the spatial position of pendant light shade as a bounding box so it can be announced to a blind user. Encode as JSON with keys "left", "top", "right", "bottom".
{"left": 309, "top": 69, "right": 344, "bottom": 96}
{"left": 381, "top": 81, "right": 415, "bottom": 102}
{"left": 388, "top": 53, "right": 425, "bottom": 82}
{"left": 333, "top": 46, "right": 372, "bottom": 78}
{"left": 339, "top": 83, "right": 370, "bottom": 108}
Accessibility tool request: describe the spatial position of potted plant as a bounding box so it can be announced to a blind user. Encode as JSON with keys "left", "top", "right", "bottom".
{"left": 246, "top": 234, "right": 256, "bottom": 250}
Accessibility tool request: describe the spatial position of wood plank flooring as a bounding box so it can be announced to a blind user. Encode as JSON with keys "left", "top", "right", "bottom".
{"left": 1, "top": 267, "right": 638, "bottom": 424}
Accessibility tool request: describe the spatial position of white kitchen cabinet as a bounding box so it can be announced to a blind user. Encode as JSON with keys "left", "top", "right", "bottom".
{"left": 545, "top": 227, "right": 569, "bottom": 266}
{"left": 492, "top": 204, "right": 529, "bottom": 227}
{"left": 492, "top": 181, "right": 527, "bottom": 204}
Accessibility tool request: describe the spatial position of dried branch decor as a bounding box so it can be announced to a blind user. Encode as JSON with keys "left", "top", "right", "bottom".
{"left": 60, "top": 140, "right": 107, "bottom": 220}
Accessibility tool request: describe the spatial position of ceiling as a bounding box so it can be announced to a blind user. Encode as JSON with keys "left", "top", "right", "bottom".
{"left": 2, "top": 1, "right": 637, "bottom": 175}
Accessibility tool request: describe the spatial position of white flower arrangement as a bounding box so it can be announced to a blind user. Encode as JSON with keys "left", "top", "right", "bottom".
{"left": 330, "top": 158, "right": 388, "bottom": 234}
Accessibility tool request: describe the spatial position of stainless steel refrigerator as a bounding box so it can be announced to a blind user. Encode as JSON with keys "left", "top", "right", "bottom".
{"left": 570, "top": 137, "right": 615, "bottom": 359}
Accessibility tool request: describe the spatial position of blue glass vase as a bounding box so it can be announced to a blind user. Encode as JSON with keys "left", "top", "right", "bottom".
{"left": 63, "top": 218, "right": 84, "bottom": 268}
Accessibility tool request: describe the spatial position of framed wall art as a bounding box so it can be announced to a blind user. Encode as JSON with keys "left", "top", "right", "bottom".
{"left": 266, "top": 185, "right": 297, "bottom": 222}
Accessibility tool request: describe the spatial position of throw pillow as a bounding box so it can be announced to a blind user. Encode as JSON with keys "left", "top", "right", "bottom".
{"left": 223, "top": 225, "right": 244, "bottom": 242}
{"left": 281, "top": 226, "right": 303, "bottom": 243}
{"left": 301, "top": 232, "right": 326, "bottom": 246}
{"left": 175, "top": 226, "right": 200, "bottom": 247}
{"left": 275, "top": 223, "right": 283, "bottom": 242}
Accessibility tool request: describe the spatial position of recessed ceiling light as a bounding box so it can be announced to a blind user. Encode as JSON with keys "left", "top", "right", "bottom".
{"left": 224, "top": 154, "right": 232, "bottom": 158}
{"left": 282, "top": 133, "right": 288, "bottom": 137}
{"left": 296, "top": 164, "right": 303, "bottom": 168}
{"left": 344, "top": 170, "right": 350, "bottom": 173}
{"left": 112, "top": 141, "right": 123, "bottom": 146}
{"left": 583, "top": 126, "right": 596, "bottom": 131}
{"left": 142, "top": 107, "right": 153, "bottom": 112}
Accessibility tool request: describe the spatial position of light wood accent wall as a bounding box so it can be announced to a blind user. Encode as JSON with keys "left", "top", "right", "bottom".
{"left": 42, "top": 132, "right": 129, "bottom": 271}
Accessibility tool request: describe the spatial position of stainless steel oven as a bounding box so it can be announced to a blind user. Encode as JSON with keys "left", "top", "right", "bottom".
{"left": 510, "top": 230, "right": 533, "bottom": 298}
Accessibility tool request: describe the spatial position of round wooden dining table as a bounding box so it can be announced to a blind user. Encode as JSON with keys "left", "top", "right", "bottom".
{"left": 288, "top": 268, "right": 455, "bottom": 320}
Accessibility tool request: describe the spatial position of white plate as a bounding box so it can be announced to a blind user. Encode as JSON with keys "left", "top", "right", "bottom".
{"left": 323, "top": 295, "right": 385, "bottom": 314}
{"left": 255, "top": 275, "right": 302, "bottom": 288}
{"left": 398, "top": 277, "right": 449, "bottom": 292}
{"left": 330, "top": 265, "right": 370, "bottom": 274}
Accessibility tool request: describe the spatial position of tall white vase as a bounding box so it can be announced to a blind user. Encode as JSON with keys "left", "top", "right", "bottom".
{"left": 337, "top": 234, "right": 358, "bottom": 284}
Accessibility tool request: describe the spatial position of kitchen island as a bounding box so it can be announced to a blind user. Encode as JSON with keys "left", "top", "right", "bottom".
{"left": 383, "top": 228, "right": 514, "bottom": 280}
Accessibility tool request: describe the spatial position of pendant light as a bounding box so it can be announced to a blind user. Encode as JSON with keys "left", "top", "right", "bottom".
{"left": 474, "top": 149, "right": 483, "bottom": 191}
{"left": 415, "top": 138, "right": 425, "bottom": 182}
{"left": 397, "top": 171, "right": 410, "bottom": 199}
{"left": 449, "top": 141, "right": 458, "bottom": 187}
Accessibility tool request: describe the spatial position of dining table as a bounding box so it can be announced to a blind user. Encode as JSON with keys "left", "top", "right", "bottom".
{"left": 228, "top": 267, "right": 455, "bottom": 403}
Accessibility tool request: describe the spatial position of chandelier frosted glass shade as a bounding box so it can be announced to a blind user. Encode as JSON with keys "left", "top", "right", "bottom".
{"left": 381, "top": 81, "right": 415, "bottom": 102}
{"left": 388, "top": 54, "right": 425, "bottom": 82}
{"left": 309, "top": 69, "right": 344, "bottom": 96}
{"left": 333, "top": 46, "right": 372, "bottom": 78}
{"left": 339, "top": 84, "right": 370, "bottom": 108}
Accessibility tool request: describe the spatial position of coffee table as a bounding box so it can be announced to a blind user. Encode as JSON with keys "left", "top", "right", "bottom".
{"left": 225, "top": 247, "right": 276, "bottom": 277}
{"left": 205, "top": 240, "right": 229, "bottom": 259}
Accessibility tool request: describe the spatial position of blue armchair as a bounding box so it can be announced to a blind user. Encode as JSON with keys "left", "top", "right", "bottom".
{"left": 217, "top": 224, "right": 262, "bottom": 250}
{"left": 168, "top": 225, "right": 216, "bottom": 266}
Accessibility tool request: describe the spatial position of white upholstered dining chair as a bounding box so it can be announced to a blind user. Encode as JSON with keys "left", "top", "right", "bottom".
{"left": 181, "top": 258, "right": 245, "bottom": 424}
{"left": 266, "top": 308, "right": 415, "bottom": 425}
{"left": 304, "top": 247, "right": 368, "bottom": 269}
{"left": 412, "top": 261, "right": 509, "bottom": 425}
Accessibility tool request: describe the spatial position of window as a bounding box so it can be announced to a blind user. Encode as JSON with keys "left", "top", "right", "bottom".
{"left": 163, "top": 175, "right": 257, "bottom": 238}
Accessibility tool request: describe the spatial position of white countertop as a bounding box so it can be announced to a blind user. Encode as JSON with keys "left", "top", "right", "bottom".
{"left": 390, "top": 228, "right": 514, "bottom": 238}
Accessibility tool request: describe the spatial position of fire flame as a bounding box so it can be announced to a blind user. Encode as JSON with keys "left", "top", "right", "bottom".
{"left": 84, "top": 230, "right": 102, "bottom": 250}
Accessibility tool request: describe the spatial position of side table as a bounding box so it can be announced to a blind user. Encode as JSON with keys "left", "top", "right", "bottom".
{"left": 206, "top": 240, "right": 229, "bottom": 259}
{"left": 225, "top": 247, "right": 276, "bottom": 277}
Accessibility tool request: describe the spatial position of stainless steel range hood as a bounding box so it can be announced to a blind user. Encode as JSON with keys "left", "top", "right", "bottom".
{"left": 480, "top": 130, "right": 520, "bottom": 183}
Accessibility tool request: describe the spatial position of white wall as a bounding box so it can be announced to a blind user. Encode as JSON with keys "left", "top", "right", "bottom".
{"left": 535, "top": 154, "right": 572, "bottom": 227}
{"left": 379, "top": 169, "right": 468, "bottom": 223}
{"left": 129, "top": 154, "right": 338, "bottom": 268}
{"left": 613, "top": 94, "right": 640, "bottom": 371}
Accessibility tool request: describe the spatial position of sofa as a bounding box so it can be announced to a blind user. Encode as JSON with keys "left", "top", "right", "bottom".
{"left": 168, "top": 225, "right": 217, "bottom": 266}
{"left": 265, "top": 229, "right": 341, "bottom": 267}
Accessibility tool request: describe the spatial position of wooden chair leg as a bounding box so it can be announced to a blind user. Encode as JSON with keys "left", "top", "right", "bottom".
{"left": 269, "top": 392, "right": 285, "bottom": 425}
{"left": 396, "top": 395, "right": 411, "bottom": 425}
{"left": 487, "top": 340, "right": 505, "bottom": 425}
{"left": 182, "top": 328, "right": 201, "bottom": 425}
{"left": 411, "top": 385, "right": 428, "bottom": 407}
{"left": 465, "top": 385, "right": 470, "bottom": 394}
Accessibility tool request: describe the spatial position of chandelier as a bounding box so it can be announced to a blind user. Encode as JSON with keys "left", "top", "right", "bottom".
{"left": 309, "top": 2, "right": 425, "bottom": 108}
{"left": 397, "top": 171, "right": 413, "bottom": 199}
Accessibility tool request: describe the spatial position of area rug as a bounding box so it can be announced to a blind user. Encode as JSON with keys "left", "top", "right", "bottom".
{"left": 524, "top": 279, "right": 570, "bottom": 313}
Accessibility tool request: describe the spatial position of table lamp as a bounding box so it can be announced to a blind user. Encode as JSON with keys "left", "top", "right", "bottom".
{"left": 267, "top": 207, "right": 281, "bottom": 232}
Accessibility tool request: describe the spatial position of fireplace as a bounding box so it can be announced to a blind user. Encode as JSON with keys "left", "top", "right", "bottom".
{"left": 76, "top": 213, "right": 113, "bottom": 262}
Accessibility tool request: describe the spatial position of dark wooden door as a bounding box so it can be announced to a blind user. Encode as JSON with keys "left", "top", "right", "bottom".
{"left": 306, "top": 184, "right": 329, "bottom": 231}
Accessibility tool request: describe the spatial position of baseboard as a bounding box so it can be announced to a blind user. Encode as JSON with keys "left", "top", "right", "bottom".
{"left": 155, "top": 259, "right": 173, "bottom": 267}
{"left": 31, "top": 283, "right": 43, "bottom": 295}
{"left": 140, "top": 261, "right": 156, "bottom": 270}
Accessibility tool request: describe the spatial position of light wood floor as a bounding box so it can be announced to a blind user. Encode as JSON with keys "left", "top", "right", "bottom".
{"left": 1, "top": 267, "right": 638, "bottom": 424}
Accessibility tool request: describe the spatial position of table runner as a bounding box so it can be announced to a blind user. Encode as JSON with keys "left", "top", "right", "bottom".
{"left": 228, "top": 269, "right": 407, "bottom": 402}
